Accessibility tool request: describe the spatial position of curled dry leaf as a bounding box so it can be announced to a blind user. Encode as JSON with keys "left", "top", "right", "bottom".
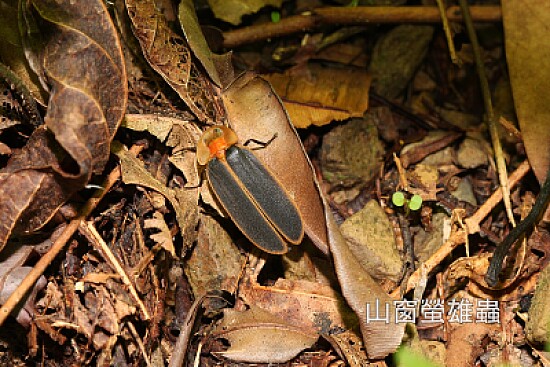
{"left": 213, "top": 305, "right": 318, "bottom": 363}
{"left": 224, "top": 73, "right": 404, "bottom": 358}
{"left": 0, "top": 0, "right": 47, "bottom": 106}
{"left": 112, "top": 142, "right": 199, "bottom": 251}
{"left": 0, "top": 244, "right": 46, "bottom": 327}
{"left": 126, "top": 0, "right": 220, "bottom": 122}
{"left": 143, "top": 211, "right": 176, "bottom": 257}
{"left": 326, "top": 212, "right": 405, "bottom": 359}
{"left": 502, "top": 1, "right": 550, "bottom": 185}
{"left": 0, "top": 0, "right": 127, "bottom": 249}
{"left": 264, "top": 63, "right": 372, "bottom": 128}
{"left": 222, "top": 72, "right": 329, "bottom": 255}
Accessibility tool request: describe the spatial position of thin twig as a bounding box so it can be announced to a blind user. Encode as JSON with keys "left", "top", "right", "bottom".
{"left": 223, "top": 6, "right": 502, "bottom": 48}
{"left": 435, "top": 0, "right": 462, "bottom": 66}
{"left": 464, "top": 160, "right": 530, "bottom": 234}
{"left": 127, "top": 321, "right": 152, "bottom": 367}
{"left": 458, "top": 0, "right": 516, "bottom": 230}
{"left": 81, "top": 221, "right": 151, "bottom": 320}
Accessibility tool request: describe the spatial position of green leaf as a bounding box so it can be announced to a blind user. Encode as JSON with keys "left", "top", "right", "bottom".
{"left": 392, "top": 191, "right": 405, "bottom": 207}
{"left": 271, "top": 10, "right": 280, "bottom": 23}
{"left": 409, "top": 194, "right": 423, "bottom": 211}
{"left": 394, "top": 347, "right": 439, "bottom": 367}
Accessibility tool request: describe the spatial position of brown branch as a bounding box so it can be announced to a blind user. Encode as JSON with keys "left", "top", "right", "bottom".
{"left": 465, "top": 160, "right": 531, "bottom": 234}
{"left": 223, "top": 6, "right": 502, "bottom": 48}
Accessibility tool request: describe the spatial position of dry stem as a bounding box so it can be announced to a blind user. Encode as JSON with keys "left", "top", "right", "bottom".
{"left": 223, "top": 6, "right": 502, "bottom": 48}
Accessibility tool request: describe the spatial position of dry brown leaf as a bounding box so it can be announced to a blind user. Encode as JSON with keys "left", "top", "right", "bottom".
{"left": 223, "top": 74, "right": 404, "bottom": 359}
{"left": 239, "top": 277, "right": 357, "bottom": 335}
{"left": 143, "top": 211, "right": 176, "bottom": 257}
{"left": 0, "top": 0, "right": 47, "bottom": 106}
{"left": 264, "top": 63, "right": 371, "bottom": 128}
{"left": 222, "top": 72, "right": 329, "bottom": 255}
{"left": 112, "top": 142, "right": 199, "bottom": 251}
{"left": 0, "top": 0, "right": 127, "bottom": 249}
{"left": 184, "top": 214, "right": 243, "bottom": 298}
{"left": 325, "top": 211, "right": 405, "bottom": 359}
{"left": 165, "top": 121, "right": 202, "bottom": 187}
{"left": 502, "top": 1, "right": 550, "bottom": 185}
{"left": 126, "top": 0, "right": 220, "bottom": 123}
{"left": 213, "top": 305, "right": 318, "bottom": 363}
{"left": 122, "top": 114, "right": 177, "bottom": 143}
{"left": 224, "top": 72, "right": 404, "bottom": 358}
{"left": 0, "top": 244, "right": 46, "bottom": 327}
{"left": 122, "top": 114, "right": 202, "bottom": 187}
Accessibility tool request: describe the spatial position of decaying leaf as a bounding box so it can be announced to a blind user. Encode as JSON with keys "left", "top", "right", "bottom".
{"left": 184, "top": 214, "right": 243, "bottom": 299}
{"left": 122, "top": 114, "right": 178, "bottom": 143}
{"left": 264, "top": 63, "right": 372, "bottom": 128}
{"left": 502, "top": 1, "right": 550, "bottom": 185}
{"left": 0, "top": 244, "right": 46, "bottom": 327}
{"left": 143, "top": 211, "right": 176, "bottom": 257}
{"left": 213, "top": 305, "right": 318, "bottom": 363}
{"left": 126, "top": 0, "right": 220, "bottom": 122}
{"left": 0, "top": 0, "right": 127, "bottom": 249}
{"left": 112, "top": 142, "right": 199, "bottom": 251}
{"left": 0, "top": 0, "right": 47, "bottom": 106}
{"left": 239, "top": 277, "right": 358, "bottom": 335}
{"left": 207, "top": 0, "right": 284, "bottom": 26}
